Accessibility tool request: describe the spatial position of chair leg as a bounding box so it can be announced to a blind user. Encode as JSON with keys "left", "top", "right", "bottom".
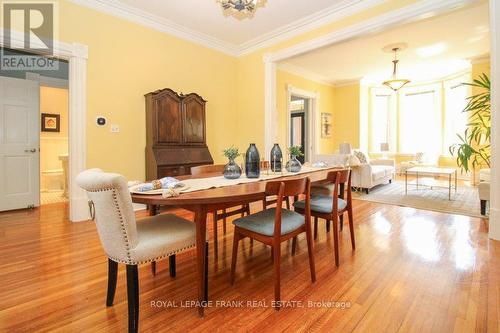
{"left": 245, "top": 204, "right": 251, "bottom": 216}
{"left": 262, "top": 199, "right": 267, "bottom": 210}
{"left": 313, "top": 217, "right": 318, "bottom": 240}
{"left": 126, "top": 265, "right": 139, "bottom": 333}
{"left": 224, "top": 209, "right": 228, "bottom": 233}
{"left": 273, "top": 242, "right": 281, "bottom": 310}
{"left": 150, "top": 261, "right": 156, "bottom": 276}
{"left": 230, "top": 233, "right": 240, "bottom": 285}
{"left": 213, "top": 212, "right": 218, "bottom": 258}
{"left": 326, "top": 219, "right": 330, "bottom": 232}
{"left": 291, "top": 236, "right": 297, "bottom": 255}
{"left": 340, "top": 215, "right": 344, "bottom": 231}
{"left": 332, "top": 216, "right": 340, "bottom": 267}
{"left": 204, "top": 242, "right": 209, "bottom": 302}
{"left": 285, "top": 197, "right": 290, "bottom": 210}
{"left": 169, "top": 255, "right": 176, "bottom": 278}
{"left": 106, "top": 259, "right": 118, "bottom": 307}
{"left": 305, "top": 226, "right": 316, "bottom": 283}
{"left": 480, "top": 200, "right": 487, "bottom": 215}
{"left": 348, "top": 208, "right": 356, "bottom": 250}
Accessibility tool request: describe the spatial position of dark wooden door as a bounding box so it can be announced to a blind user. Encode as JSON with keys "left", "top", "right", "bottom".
{"left": 155, "top": 92, "right": 182, "bottom": 144}
{"left": 182, "top": 94, "right": 205, "bottom": 144}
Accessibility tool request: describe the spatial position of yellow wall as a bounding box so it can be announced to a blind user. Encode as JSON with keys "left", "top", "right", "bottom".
{"left": 40, "top": 86, "right": 68, "bottom": 172}
{"left": 57, "top": 1, "right": 238, "bottom": 180}
{"left": 333, "top": 83, "right": 360, "bottom": 149}
{"left": 276, "top": 70, "right": 336, "bottom": 155}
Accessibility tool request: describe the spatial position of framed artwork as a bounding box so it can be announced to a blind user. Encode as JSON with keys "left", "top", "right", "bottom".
{"left": 41, "top": 113, "right": 60, "bottom": 132}
{"left": 321, "top": 112, "right": 332, "bottom": 138}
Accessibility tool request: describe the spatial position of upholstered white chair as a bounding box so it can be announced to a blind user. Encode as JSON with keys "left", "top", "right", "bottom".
{"left": 76, "top": 169, "right": 206, "bottom": 333}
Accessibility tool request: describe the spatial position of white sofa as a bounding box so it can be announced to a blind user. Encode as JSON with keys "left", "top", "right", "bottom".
{"left": 351, "top": 158, "right": 395, "bottom": 194}
{"left": 312, "top": 153, "right": 395, "bottom": 194}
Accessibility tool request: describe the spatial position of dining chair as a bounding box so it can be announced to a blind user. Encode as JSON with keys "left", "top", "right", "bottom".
{"left": 293, "top": 169, "right": 354, "bottom": 267}
{"left": 76, "top": 169, "right": 207, "bottom": 333}
{"left": 260, "top": 160, "right": 291, "bottom": 210}
{"left": 191, "top": 164, "right": 250, "bottom": 256}
{"left": 230, "top": 177, "right": 316, "bottom": 309}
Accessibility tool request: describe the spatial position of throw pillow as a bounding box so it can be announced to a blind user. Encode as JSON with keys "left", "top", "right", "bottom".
{"left": 353, "top": 150, "right": 368, "bottom": 164}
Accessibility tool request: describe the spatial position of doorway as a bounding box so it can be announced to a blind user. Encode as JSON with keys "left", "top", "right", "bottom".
{"left": 290, "top": 96, "right": 308, "bottom": 163}
{"left": 0, "top": 47, "right": 69, "bottom": 211}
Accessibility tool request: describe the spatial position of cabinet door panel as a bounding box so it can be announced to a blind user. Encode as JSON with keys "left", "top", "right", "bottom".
{"left": 155, "top": 94, "right": 182, "bottom": 144}
{"left": 183, "top": 96, "right": 205, "bottom": 144}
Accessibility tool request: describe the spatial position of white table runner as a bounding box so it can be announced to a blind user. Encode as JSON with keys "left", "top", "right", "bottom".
{"left": 179, "top": 166, "right": 334, "bottom": 193}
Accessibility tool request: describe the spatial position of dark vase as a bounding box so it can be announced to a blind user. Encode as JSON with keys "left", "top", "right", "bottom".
{"left": 223, "top": 158, "right": 241, "bottom": 179}
{"left": 270, "top": 143, "right": 282, "bottom": 172}
{"left": 245, "top": 143, "right": 260, "bottom": 178}
{"left": 286, "top": 155, "right": 302, "bottom": 173}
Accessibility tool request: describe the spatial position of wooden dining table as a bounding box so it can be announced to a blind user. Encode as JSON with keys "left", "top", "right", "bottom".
{"left": 131, "top": 167, "right": 342, "bottom": 316}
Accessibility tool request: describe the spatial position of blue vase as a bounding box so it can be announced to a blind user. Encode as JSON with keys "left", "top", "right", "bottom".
{"left": 223, "top": 158, "right": 241, "bottom": 179}
{"left": 286, "top": 155, "right": 302, "bottom": 173}
{"left": 270, "top": 143, "right": 282, "bottom": 172}
{"left": 245, "top": 143, "right": 260, "bottom": 178}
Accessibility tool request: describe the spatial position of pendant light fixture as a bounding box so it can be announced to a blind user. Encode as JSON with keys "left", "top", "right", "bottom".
{"left": 382, "top": 45, "right": 410, "bottom": 91}
{"left": 217, "top": 0, "right": 266, "bottom": 18}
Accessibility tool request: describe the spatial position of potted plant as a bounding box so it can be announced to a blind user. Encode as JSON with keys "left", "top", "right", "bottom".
{"left": 223, "top": 146, "right": 242, "bottom": 179}
{"left": 286, "top": 145, "right": 304, "bottom": 172}
{"left": 449, "top": 73, "right": 490, "bottom": 173}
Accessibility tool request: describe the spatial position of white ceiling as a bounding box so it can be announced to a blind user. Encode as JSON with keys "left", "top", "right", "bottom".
{"left": 280, "top": 3, "right": 490, "bottom": 84}
{"left": 72, "top": 0, "right": 385, "bottom": 55}
{"left": 118, "top": 0, "right": 344, "bottom": 44}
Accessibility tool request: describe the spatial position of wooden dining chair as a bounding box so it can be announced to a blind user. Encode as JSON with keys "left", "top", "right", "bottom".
{"left": 191, "top": 164, "right": 250, "bottom": 255}
{"left": 259, "top": 160, "right": 291, "bottom": 210}
{"left": 293, "top": 169, "right": 354, "bottom": 267}
{"left": 76, "top": 169, "right": 207, "bottom": 333}
{"left": 230, "top": 177, "right": 316, "bottom": 309}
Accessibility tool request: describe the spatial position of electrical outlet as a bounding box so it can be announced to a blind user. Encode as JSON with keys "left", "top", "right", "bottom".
{"left": 110, "top": 124, "right": 120, "bottom": 133}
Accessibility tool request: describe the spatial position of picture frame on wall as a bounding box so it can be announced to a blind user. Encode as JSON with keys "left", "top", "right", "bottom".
{"left": 321, "top": 112, "right": 332, "bottom": 138}
{"left": 41, "top": 113, "right": 60, "bottom": 132}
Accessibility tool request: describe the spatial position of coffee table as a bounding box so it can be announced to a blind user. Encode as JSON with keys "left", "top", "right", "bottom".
{"left": 405, "top": 166, "right": 458, "bottom": 200}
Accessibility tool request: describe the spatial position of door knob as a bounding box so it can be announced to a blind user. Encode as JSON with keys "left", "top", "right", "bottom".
{"left": 24, "top": 148, "right": 37, "bottom": 153}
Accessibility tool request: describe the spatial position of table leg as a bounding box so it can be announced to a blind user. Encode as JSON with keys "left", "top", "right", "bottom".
{"left": 455, "top": 170, "right": 457, "bottom": 193}
{"left": 194, "top": 206, "right": 208, "bottom": 317}
{"left": 405, "top": 171, "right": 408, "bottom": 195}
{"left": 449, "top": 173, "right": 451, "bottom": 200}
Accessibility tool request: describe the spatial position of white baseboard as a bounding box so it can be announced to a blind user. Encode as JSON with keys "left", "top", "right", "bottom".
{"left": 70, "top": 195, "right": 90, "bottom": 222}
{"left": 489, "top": 207, "right": 500, "bottom": 240}
{"left": 133, "top": 203, "right": 147, "bottom": 211}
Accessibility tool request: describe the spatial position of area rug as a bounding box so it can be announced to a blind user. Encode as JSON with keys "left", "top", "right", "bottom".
{"left": 352, "top": 180, "right": 485, "bottom": 218}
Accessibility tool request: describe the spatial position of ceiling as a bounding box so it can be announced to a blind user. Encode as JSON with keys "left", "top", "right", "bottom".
{"left": 72, "top": 0, "right": 384, "bottom": 55}
{"left": 118, "top": 0, "right": 344, "bottom": 44}
{"left": 280, "top": 3, "right": 490, "bottom": 85}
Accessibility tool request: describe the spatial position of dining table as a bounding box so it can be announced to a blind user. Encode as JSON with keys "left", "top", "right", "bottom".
{"left": 130, "top": 166, "right": 343, "bottom": 316}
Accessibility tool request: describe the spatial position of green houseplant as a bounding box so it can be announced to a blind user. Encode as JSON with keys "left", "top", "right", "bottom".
{"left": 449, "top": 73, "right": 490, "bottom": 172}
{"left": 222, "top": 146, "right": 241, "bottom": 179}
{"left": 286, "top": 145, "right": 304, "bottom": 172}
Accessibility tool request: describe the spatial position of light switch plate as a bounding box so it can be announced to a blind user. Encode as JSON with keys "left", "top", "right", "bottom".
{"left": 110, "top": 124, "right": 120, "bottom": 133}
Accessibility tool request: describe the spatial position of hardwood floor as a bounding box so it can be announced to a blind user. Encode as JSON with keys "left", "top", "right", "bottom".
{"left": 0, "top": 201, "right": 498, "bottom": 332}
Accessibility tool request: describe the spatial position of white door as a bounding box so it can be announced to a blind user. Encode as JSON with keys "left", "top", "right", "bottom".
{"left": 0, "top": 76, "right": 40, "bottom": 211}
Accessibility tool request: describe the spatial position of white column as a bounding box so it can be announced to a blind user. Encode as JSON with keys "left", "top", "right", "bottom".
{"left": 489, "top": 0, "right": 500, "bottom": 240}
{"left": 264, "top": 57, "right": 277, "bottom": 157}
{"left": 69, "top": 43, "right": 89, "bottom": 222}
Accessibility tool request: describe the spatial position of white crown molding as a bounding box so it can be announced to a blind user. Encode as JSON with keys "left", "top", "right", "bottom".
{"left": 69, "top": 0, "right": 388, "bottom": 57}
{"left": 278, "top": 63, "right": 335, "bottom": 87}
{"left": 238, "top": 0, "right": 386, "bottom": 56}
{"left": 70, "top": 0, "right": 240, "bottom": 56}
{"left": 470, "top": 54, "right": 491, "bottom": 64}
